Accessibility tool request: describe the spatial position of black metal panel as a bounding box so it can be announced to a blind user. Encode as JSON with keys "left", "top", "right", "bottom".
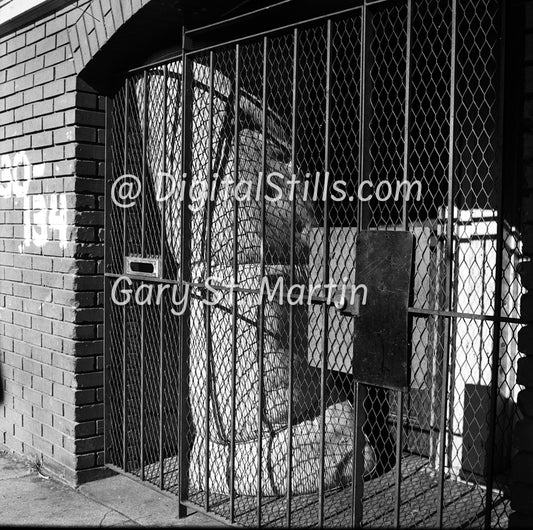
{"left": 353, "top": 231, "right": 414, "bottom": 390}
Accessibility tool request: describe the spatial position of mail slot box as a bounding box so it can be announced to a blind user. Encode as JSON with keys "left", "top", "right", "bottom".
{"left": 124, "top": 256, "right": 162, "bottom": 279}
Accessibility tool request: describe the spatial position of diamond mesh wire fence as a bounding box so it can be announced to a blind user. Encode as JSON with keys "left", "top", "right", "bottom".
{"left": 105, "top": 0, "right": 521, "bottom": 527}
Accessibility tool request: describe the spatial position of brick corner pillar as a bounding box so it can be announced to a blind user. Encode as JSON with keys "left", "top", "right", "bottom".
{"left": 0, "top": 0, "right": 115, "bottom": 487}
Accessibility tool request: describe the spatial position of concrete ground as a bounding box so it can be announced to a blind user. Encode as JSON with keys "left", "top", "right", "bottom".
{"left": 0, "top": 451, "right": 226, "bottom": 527}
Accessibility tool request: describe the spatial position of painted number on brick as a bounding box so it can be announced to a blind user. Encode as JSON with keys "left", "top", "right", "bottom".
{"left": 1, "top": 151, "right": 68, "bottom": 251}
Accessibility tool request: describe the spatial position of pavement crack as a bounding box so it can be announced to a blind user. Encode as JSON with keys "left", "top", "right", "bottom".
{"left": 76, "top": 488, "right": 138, "bottom": 526}
{"left": 98, "top": 509, "right": 113, "bottom": 527}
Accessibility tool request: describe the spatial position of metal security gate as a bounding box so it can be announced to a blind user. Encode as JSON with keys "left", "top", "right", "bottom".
{"left": 104, "top": 0, "right": 522, "bottom": 527}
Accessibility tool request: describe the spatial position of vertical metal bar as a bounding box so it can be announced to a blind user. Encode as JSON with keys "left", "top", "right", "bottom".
{"left": 435, "top": 116, "right": 452, "bottom": 530}
{"left": 484, "top": 1, "right": 507, "bottom": 525}
{"left": 178, "top": 28, "right": 193, "bottom": 518}
{"left": 256, "top": 36, "right": 268, "bottom": 528}
{"left": 140, "top": 289, "right": 145, "bottom": 481}
{"left": 122, "top": 79, "right": 129, "bottom": 473}
{"left": 436, "top": 0, "right": 458, "bottom": 525}
{"left": 204, "top": 51, "right": 215, "bottom": 513}
{"left": 432, "top": 209, "right": 446, "bottom": 470}
{"left": 160, "top": 66, "right": 168, "bottom": 281}
{"left": 353, "top": 7, "right": 368, "bottom": 527}
{"left": 352, "top": 382, "right": 366, "bottom": 528}
{"left": 229, "top": 43, "right": 241, "bottom": 525}
{"left": 285, "top": 26, "right": 299, "bottom": 528}
{"left": 445, "top": 290, "right": 458, "bottom": 473}
{"left": 318, "top": 18, "right": 332, "bottom": 528}
{"left": 427, "top": 235, "right": 439, "bottom": 469}
{"left": 394, "top": 390, "right": 404, "bottom": 527}
{"left": 122, "top": 313, "right": 128, "bottom": 471}
{"left": 104, "top": 96, "right": 114, "bottom": 465}
{"left": 139, "top": 70, "right": 148, "bottom": 483}
{"left": 394, "top": 0, "right": 412, "bottom": 522}
{"left": 159, "top": 65, "right": 168, "bottom": 491}
{"left": 141, "top": 70, "right": 148, "bottom": 257}
{"left": 358, "top": 4, "right": 372, "bottom": 231}
{"left": 402, "top": 0, "right": 412, "bottom": 233}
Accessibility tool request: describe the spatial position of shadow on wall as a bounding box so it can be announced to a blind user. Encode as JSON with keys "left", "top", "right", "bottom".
{"left": 0, "top": 363, "right": 3, "bottom": 404}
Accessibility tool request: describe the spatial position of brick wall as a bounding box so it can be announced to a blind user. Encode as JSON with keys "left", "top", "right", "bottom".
{"left": 0, "top": 3, "right": 106, "bottom": 484}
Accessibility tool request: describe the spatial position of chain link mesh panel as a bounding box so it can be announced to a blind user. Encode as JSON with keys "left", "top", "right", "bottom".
{"left": 105, "top": 0, "right": 520, "bottom": 527}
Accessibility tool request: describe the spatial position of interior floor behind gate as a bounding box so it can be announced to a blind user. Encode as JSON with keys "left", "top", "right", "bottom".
{"left": 138, "top": 454, "right": 510, "bottom": 527}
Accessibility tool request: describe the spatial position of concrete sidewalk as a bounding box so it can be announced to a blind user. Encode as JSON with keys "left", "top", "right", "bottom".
{"left": 0, "top": 451, "right": 225, "bottom": 527}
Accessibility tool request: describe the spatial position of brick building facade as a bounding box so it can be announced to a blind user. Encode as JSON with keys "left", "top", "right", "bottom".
{"left": 0, "top": 0, "right": 532, "bottom": 526}
{"left": 0, "top": 0, "right": 110, "bottom": 485}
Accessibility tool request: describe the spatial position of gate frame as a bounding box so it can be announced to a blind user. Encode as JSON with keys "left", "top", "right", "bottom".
{"left": 101, "top": 0, "right": 522, "bottom": 527}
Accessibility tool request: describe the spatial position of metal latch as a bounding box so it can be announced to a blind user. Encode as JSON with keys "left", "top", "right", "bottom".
{"left": 284, "top": 288, "right": 362, "bottom": 317}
